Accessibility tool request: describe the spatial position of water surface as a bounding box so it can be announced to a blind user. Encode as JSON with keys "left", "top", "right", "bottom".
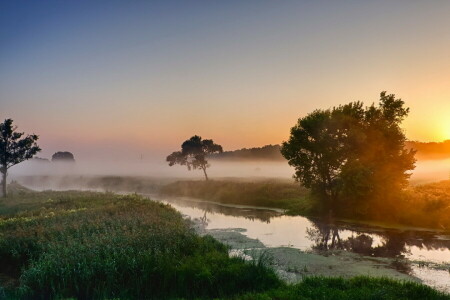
{"left": 148, "top": 194, "right": 450, "bottom": 292}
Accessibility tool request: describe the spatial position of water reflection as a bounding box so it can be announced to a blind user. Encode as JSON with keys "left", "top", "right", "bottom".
{"left": 306, "top": 219, "right": 450, "bottom": 262}
{"left": 151, "top": 193, "right": 450, "bottom": 264}
{"left": 155, "top": 195, "right": 283, "bottom": 223}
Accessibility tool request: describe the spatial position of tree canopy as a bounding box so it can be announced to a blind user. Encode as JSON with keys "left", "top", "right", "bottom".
{"left": 281, "top": 92, "right": 416, "bottom": 218}
{"left": 166, "top": 135, "right": 223, "bottom": 180}
{"left": 0, "top": 119, "right": 41, "bottom": 197}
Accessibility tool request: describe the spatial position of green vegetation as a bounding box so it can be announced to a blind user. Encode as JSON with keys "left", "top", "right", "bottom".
{"left": 0, "top": 185, "right": 448, "bottom": 299}
{"left": 281, "top": 92, "right": 415, "bottom": 218}
{"left": 161, "top": 180, "right": 313, "bottom": 213}
{"left": 398, "top": 180, "right": 450, "bottom": 230}
{"left": 0, "top": 187, "right": 279, "bottom": 299}
{"left": 16, "top": 175, "right": 168, "bottom": 194}
{"left": 227, "top": 277, "right": 449, "bottom": 300}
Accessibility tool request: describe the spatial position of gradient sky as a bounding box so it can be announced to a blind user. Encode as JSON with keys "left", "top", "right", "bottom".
{"left": 1, "top": 1, "right": 450, "bottom": 161}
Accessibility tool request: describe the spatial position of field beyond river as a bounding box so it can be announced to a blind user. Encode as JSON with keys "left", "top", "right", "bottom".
{"left": 1, "top": 183, "right": 449, "bottom": 299}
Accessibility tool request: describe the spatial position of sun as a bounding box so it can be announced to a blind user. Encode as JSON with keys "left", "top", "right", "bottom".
{"left": 441, "top": 121, "right": 450, "bottom": 141}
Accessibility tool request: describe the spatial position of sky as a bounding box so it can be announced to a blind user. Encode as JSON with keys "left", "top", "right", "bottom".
{"left": 1, "top": 0, "right": 450, "bottom": 161}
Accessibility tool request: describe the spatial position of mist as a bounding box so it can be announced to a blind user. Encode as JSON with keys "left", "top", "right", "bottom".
{"left": 9, "top": 155, "right": 450, "bottom": 189}
{"left": 410, "top": 158, "right": 450, "bottom": 184}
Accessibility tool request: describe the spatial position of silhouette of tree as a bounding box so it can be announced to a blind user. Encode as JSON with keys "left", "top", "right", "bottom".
{"left": 0, "top": 119, "right": 40, "bottom": 197}
{"left": 281, "top": 92, "right": 416, "bottom": 217}
{"left": 52, "top": 151, "right": 75, "bottom": 162}
{"left": 166, "top": 135, "right": 223, "bottom": 180}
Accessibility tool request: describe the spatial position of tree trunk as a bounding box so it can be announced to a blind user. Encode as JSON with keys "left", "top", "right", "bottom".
{"left": 1, "top": 171, "right": 6, "bottom": 198}
{"left": 202, "top": 167, "right": 209, "bottom": 181}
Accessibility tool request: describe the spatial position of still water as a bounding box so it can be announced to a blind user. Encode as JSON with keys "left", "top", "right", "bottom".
{"left": 148, "top": 194, "right": 450, "bottom": 292}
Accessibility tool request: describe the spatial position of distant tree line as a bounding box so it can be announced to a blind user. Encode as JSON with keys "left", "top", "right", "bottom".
{"left": 32, "top": 152, "right": 76, "bottom": 163}
{"left": 405, "top": 140, "right": 450, "bottom": 160}
{"left": 209, "top": 141, "right": 448, "bottom": 162}
{"left": 209, "top": 144, "right": 284, "bottom": 161}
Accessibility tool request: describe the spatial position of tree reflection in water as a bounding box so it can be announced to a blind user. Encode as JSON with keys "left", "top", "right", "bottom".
{"left": 164, "top": 197, "right": 282, "bottom": 223}
{"left": 307, "top": 220, "right": 450, "bottom": 255}
{"left": 306, "top": 219, "right": 450, "bottom": 273}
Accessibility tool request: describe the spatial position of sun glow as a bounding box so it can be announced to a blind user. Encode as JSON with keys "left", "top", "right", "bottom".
{"left": 441, "top": 120, "right": 450, "bottom": 142}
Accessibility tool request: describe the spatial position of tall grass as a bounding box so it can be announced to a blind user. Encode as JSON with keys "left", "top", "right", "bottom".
{"left": 160, "top": 180, "right": 313, "bottom": 213}
{"left": 0, "top": 190, "right": 279, "bottom": 299}
{"left": 229, "top": 276, "right": 450, "bottom": 300}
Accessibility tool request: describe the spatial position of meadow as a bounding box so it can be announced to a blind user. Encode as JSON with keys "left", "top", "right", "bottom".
{"left": 160, "top": 180, "right": 312, "bottom": 213}
{"left": 0, "top": 184, "right": 448, "bottom": 299}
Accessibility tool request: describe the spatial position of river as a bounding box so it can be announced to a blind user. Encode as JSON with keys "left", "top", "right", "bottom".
{"left": 147, "top": 193, "right": 450, "bottom": 293}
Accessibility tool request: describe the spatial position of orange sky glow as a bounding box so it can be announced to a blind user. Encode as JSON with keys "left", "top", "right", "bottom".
{"left": 1, "top": 1, "right": 450, "bottom": 160}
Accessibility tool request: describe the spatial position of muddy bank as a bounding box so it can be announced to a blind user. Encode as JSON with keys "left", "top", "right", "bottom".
{"left": 191, "top": 220, "right": 416, "bottom": 282}
{"left": 200, "top": 225, "right": 450, "bottom": 292}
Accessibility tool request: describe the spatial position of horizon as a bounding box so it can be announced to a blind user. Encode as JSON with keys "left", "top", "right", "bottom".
{"left": 1, "top": 1, "right": 450, "bottom": 161}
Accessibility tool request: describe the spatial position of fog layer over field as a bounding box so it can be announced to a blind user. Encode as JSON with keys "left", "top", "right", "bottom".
{"left": 9, "top": 157, "right": 450, "bottom": 185}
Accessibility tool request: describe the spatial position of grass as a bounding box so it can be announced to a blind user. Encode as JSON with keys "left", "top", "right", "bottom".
{"left": 397, "top": 180, "right": 450, "bottom": 230}
{"left": 0, "top": 186, "right": 279, "bottom": 299}
{"left": 160, "top": 180, "right": 314, "bottom": 213}
{"left": 1, "top": 184, "right": 449, "bottom": 299}
{"left": 227, "top": 276, "right": 450, "bottom": 300}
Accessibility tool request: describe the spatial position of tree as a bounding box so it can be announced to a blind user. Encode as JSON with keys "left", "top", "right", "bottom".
{"left": 281, "top": 92, "right": 416, "bottom": 217}
{"left": 0, "top": 119, "right": 41, "bottom": 197}
{"left": 52, "top": 151, "right": 75, "bottom": 162}
{"left": 166, "top": 135, "right": 223, "bottom": 180}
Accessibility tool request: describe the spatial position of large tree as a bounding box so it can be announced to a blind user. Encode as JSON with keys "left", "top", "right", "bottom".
{"left": 0, "top": 119, "right": 41, "bottom": 197}
{"left": 166, "top": 135, "right": 223, "bottom": 180}
{"left": 281, "top": 92, "right": 416, "bottom": 217}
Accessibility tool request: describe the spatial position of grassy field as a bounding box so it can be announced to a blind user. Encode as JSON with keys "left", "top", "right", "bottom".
{"left": 160, "top": 180, "right": 314, "bottom": 213}
{"left": 1, "top": 184, "right": 448, "bottom": 299}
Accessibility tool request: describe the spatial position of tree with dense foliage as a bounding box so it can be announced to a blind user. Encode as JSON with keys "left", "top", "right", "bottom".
{"left": 167, "top": 135, "right": 223, "bottom": 180}
{"left": 281, "top": 92, "right": 416, "bottom": 218}
{"left": 52, "top": 151, "right": 75, "bottom": 162}
{"left": 0, "top": 119, "right": 41, "bottom": 197}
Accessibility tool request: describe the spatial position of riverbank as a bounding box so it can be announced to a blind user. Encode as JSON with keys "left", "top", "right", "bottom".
{"left": 202, "top": 227, "right": 414, "bottom": 283}
{"left": 160, "top": 179, "right": 313, "bottom": 213}
{"left": 1, "top": 186, "right": 448, "bottom": 299}
{"left": 161, "top": 179, "right": 450, "bottom": 232}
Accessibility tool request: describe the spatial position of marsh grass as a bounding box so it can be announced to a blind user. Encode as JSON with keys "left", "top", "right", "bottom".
{"left": 0, "top": 188, "right": 279, "bottom": 299}
{"left": 160, "top": 180, "right": 313, "bottom": 213}
{"left": 230, "top": 276, "right": 450, "bottom": 300}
